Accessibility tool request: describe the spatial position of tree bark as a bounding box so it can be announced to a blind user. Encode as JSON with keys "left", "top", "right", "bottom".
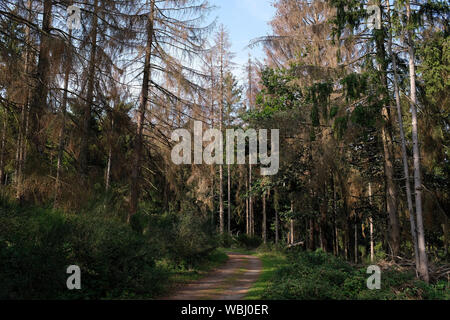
{"left": 227, "top": 164, "right": 231, "bottom": 234}
{"left": 80, "top": 0, "right": 99, "bottom": 177}
{"left": 375, "top": 1, "right": 400, "bottom": 257}
{"left": 386, "top": 2, "right": 420, "bottom": 269}
{"left": 262, "top": 190, "right": 267, "bottom": 244}
{"left": 0, "top": 115, "right": 6, "bottom": 185}
{"left": 275, "top": 209, "right": 279, "bottom": 244}
{"left": 369, "top": 182, "right": 374, "bottom": 263}
{"left": 406, "top": 0, "right": 429, "bottom": 282}
{"left": 16, "top": 0, "right": 33, "bottom": 200}
{"left": 129, "top": 0, "right": 155, "bottom": 220}
{"left": 54, "top": 28, "right": 72, "bottom": 206}
{"left": 29, "top": 0, "right": 52, "bottom": 155}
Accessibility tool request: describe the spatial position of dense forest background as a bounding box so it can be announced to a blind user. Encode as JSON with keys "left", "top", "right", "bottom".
{"left": 0, "top": 0, "right": 448, "bottom": 299}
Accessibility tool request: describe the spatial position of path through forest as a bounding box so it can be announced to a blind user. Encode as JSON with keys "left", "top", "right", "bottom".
{"left": 165, "top": 253, "right": 262, "bottom": 300}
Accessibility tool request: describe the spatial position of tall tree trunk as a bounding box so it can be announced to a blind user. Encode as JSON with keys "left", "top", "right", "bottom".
{"left": 262, "top": 190, "right": 267, "bottom": 244}
{"left": 375, "top": 1, "right": 400, "bottom": 257}
{"left": 16, "top": 0, "right": 34, "bottom": 200}
{"left": 309, "top": 219, "right": 314, "bottom": 249}
{"left": 219, "top": 40, "right": 224, "bottom": 235}
{"left": 105, "top": 116, "right": 113, "bottom": 193}
{"left": 386, "top": 2, "right": 420, "bottom": 269}
{"left": 369, "top": 182, "right": 374, "bottom": 263}
{"left": 227, "top": 164, "right": 231, "bottom": 234}
{"left": 129, "top": 0, "right": 155, "bottom": 221}
{"left": 0, "top": 115, "right": 6, "bottom": 185}
{"left": 290, "top": 200, "right": 294, "bottom": 245}
{"left": 80, "top": 0, "right": 99, "bottom": 177}
{"left": 333, "top": 177, "right": 339, "bottom": 255}
{"left": 275, "top": 209, "right": 279, "bottom": 244}
{"left": 249, "top": 163, "right": 253, "bottom": 236}
{"left": 29, "top": 0, "right": 52, "bottom": 155}
{"left": 406, "top": 0, "right": 429, "bottom": 282}
{"left": 354, "top": 214, "right": 358, "bottom": 264}
{"left": 54, "top": 28, "right": 72, "bottom": 206}
{"left": 320, "top": 184, "right": 328, "bottom": 251}
{"left": 246, "top": 178, "right": 249, "bottom": 235}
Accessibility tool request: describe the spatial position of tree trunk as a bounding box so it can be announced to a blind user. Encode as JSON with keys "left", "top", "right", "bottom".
{"left": 406, "top": 0, "right": 429, "bottom": 282}
{"left": 54, "top": 28, "right": 72, "bottom": 206}
{"left": 275, "top": 209, "right": 279, "bottom": 244}
{"left": 218, "top": 39, "right": 224, "bottom": 235}
{"left": 80, "top": 0, "right": 99, "bottom": 177}
{"left": 354, "top": 214, "right": 358, "bottom": 264}
{"left": 0, "top": 115, "right": 6, "bottom": 185}
{"left": 309, "top": 219, "right": 315, "bottom": 250}
{"left": 386, "top": 3, "right": 420, "bottom": 269}
{"left": 249, "top": 163, "right": 253, "bottom": 236}
{"left": 246, "top": 178, "right": 249, "bottom": 235}
{"left": 105, "top": 117, "right": 113, "bottom": 193}
{"left": 369, "top": 182, "right": 374, "bottom": 263}
{"left": 333, "top": 178, "right": 339, "bottom": 256}
{"left": 129, "top": 0, "right": 155, "bottom": 221}
{"left": 29, "top": 0, "right": 52, "bottom": 155}
{"left": 262, "top": 190, "right": 267, "bottom": 244}
{"left": 227, "top": 164, "right": 231, "bottom": 234}
{"left": 375, "top": 2, "right": 400, "bottom": 257}
{"left": 16, "top": 0, "right": 33, "bottom": 200}
{"left": 290, "top": 200, "right": 294, "bottom": 245}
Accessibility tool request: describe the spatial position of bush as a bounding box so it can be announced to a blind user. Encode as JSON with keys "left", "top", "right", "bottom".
{"left": 261, "top": 249, "right": 449, "bottom": 300}
{"left": 0, "top": 206, "right": 166, "bottom": 299}
{"left": 130, "top": 210, "right": 219, "bottom": 269}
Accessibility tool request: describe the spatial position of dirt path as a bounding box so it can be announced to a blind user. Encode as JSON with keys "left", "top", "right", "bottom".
{"left": 164, "top": 252, "right": 262, "bottom": 300}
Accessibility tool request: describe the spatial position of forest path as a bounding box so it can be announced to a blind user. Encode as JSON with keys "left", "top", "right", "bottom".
{"left": 165, "top": 252, "right": 262, "bottom": 300}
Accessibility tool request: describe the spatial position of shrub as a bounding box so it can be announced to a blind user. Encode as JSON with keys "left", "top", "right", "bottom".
{"left": 0, "top": 206, "right": 165, "bottom": 299}
{"left": 261, "top": 249, "right": 449, "bottom": 300}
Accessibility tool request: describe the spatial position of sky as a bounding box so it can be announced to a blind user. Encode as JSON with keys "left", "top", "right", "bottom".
{"left": 207, "top": 0, "right": 276, "bottom": 81}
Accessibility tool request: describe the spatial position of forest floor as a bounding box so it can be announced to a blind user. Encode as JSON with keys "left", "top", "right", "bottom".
{"left": 164, "top": 252, "right": 262, "bottom": 300}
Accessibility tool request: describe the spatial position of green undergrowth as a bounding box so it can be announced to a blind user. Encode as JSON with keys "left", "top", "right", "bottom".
{"left": 0, "top": 198, "right": 220, "bottom": 300}
{"left": 259, "top": 249, "right": 450, "bottom": 300}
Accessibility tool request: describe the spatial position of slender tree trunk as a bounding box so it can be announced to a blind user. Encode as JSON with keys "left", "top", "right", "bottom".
{"left": 16, "top": 0, "right": 33, "bottom": 200}
{"left": 218, "top": 41, "right": 224, "bottom": 235}
{"left": 228, "top": 164, "right": 231, "bottom": 234}
{"left": 275, "top": 209, "right": 279, "bottom": 244}
{"left": 0, "top": 115, "right": 6, "bottom": 185}
{"left": 105, "top": 117, "right": 113, "bottom": 193}
{"left": 249, "top": 163, "right": 253, "bottom": 236}
{"left": 386, "top": 3, "right": 420, "bottom": 269}
{"left": 246, "top": 178, "right": 249, "bottom": 235}
{"left": 29, "top": 0, "right": 52, "bottom": 155}
{"left": 375, "top": 2, "right": 400, "bottom": 257}
{"left": 129, "top": 0, "right": 155, "bottom": 220}
{"left": 54, "top": 28, "right": 72, "bottom": 206}
{"left": 333, "top": 177, "right": 339, "bottom": 255}
{"left": 406, "top": 0, "right": 429, "bottom": 282}
{"left": 290, "top": 200, "right": 294, "bottom": 245}
{"left": 262, "top": 190, "right": 267, "bottom": 244}
{"left": 309, "top": 219, "right": 315, "bottom": 249}
{"left": 369, "top": 182, "right": 374, "bottom": 263}
{"left": 355, "top": 214, "right": 358, "bottom": 264}
{"left": 210, "top": 68, "right": 215, "bottom": 228}
{"left": 80, "top": 0, "right": 99, "bottom": 177}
